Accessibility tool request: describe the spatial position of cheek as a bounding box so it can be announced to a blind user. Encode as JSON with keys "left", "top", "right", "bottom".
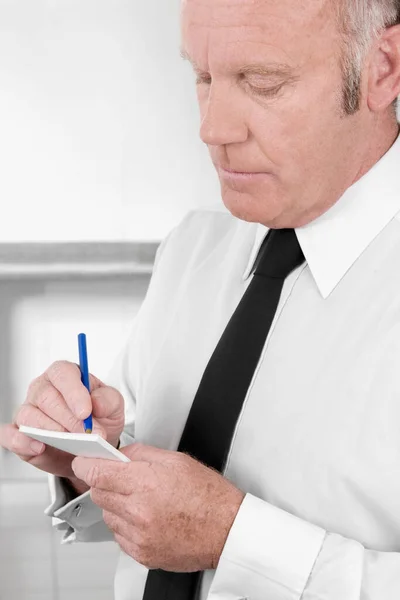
{"left": 250, "top": 86, "right": 339, "bottom": 177}
{"left": 245, "top": 103, "right": 298, "bottom": 179}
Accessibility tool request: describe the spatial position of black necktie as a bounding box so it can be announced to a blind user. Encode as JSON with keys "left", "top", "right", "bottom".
{"left": 142, "top": 227, "right": 306, "bottom": 600}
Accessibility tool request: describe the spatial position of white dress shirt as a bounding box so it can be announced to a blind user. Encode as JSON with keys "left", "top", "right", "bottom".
{"left": 45, "top": 131, "right": 400, "bottom": 599}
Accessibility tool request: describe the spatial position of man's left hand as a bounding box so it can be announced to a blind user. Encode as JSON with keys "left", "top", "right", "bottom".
{"left": 71, "top": 443, "right": 245, "bottom": 572}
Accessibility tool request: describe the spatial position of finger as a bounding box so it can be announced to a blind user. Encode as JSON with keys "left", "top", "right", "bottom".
{"left": 71, "top": 457, "right": 134, "bottom": 493}
{"left": 102, "top": 511, "right": 128, "bottom": 537}
{"left": 44, "top": 361, "right": 104, "bottom": 420}
{"left": 14, "top": 404, "right": 68, "bottom": 433}
{"left": 0, "top": 423, "right": 45, "bottom": 457}
{"left": 119, "top": 442, "right": 170, "bottom": 462}
{"left": 24, "top": 380, "right": 87, "bottom": 433}
{"left": 90, "top": 488, "right": 127, "bottom": 515}
{"left": 90, "top": 386, "right": 124, "bottom": 420}
{"left": 113, "top": 532, "right": 137, "bottom": 560}
{"left": 14, "top": 399, "right": 105, "bottom": 440}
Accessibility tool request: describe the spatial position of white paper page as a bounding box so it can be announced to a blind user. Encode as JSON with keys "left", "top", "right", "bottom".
{"left": 19, "top": 425, "right": 130, "bottom": 463}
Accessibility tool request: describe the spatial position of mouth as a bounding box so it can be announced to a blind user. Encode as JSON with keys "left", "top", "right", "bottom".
{"left": 217, "top": 165, "right": 273, "bottom": 181}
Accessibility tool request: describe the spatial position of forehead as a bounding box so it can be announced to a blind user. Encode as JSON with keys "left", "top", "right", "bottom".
{"left": 181, "top": 0, "right": 337, "bottom": 69}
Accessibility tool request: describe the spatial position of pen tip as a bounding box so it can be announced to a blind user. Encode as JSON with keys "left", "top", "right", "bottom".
{"left": 85, "top": 428, "right": 92, "bottom": 434}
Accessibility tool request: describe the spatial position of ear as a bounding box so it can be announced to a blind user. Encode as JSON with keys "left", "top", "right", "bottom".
{"left": 367, "top": 24, "right": 400, "bottom": 112}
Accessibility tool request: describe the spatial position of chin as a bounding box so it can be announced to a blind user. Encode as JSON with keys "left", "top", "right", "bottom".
{"left": 221, "top": 190, "right": 280, "bottom": 227}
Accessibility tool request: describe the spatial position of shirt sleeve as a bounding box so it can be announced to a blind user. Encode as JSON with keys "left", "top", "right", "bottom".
{"left": 44, "top": 229, "right": 173, "bottom": 543}
{"left": 207, "top": 492, "right": 400, "bottom": 599}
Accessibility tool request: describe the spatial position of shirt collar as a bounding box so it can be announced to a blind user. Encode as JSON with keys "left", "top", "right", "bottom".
{"left": 243, "top": 131, "right": 400, "bottom": 299}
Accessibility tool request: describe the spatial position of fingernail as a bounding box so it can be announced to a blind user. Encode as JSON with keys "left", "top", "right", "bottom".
{"left": 30, "top": 441, "right": 44, "bottom": 454}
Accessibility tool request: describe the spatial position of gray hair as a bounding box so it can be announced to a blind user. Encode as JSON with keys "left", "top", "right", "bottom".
{"left": 336, "top": 0, "right": 400, "bottom": 115}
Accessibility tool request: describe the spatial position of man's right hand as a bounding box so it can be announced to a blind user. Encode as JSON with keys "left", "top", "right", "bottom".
{"left": 0, "top": 360, "right": 125, "bottom": 493}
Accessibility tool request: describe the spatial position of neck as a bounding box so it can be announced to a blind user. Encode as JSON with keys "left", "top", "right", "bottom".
{"left": 351, "top": 113, "right": 400, "bottom": 186}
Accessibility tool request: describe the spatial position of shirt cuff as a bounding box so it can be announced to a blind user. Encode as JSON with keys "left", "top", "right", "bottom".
{"left": 45, "top": 474, "right": 114, "bottom": 543}
{"left": 119, "top": 431, "right": 135, "bottom": 447}
{"left": 44, "top": 434, "right": 136, "bottom": 543}
{"left": 207, "top": 493, "right": 326, "bottom": 600}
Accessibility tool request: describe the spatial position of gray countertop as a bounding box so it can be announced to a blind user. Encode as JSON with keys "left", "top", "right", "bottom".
{"left": 0, "top": 242, "right": 159, "bottom": 279}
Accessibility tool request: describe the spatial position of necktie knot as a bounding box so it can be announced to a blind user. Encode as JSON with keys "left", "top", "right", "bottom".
{"left": 253, "top": 228, "right": 305, "bottom": 279}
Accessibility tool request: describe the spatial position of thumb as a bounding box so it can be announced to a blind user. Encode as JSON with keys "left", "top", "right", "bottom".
{"left": 92, "top": 421, "right": 107, "bottom": 439}
{"left": 119, "top": 442, "right": 168, "bottom": 461}
{"left": 90, "top": 386, "right": 124, "bottom": 419}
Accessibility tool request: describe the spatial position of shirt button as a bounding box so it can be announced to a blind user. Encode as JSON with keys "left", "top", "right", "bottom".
{"left": 73, "top": 504, "right": 82, "bottom": 517}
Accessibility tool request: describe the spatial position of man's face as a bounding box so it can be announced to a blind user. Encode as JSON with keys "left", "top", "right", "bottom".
{"left": 181, "top": 0, "right": 366, "bottom": 228}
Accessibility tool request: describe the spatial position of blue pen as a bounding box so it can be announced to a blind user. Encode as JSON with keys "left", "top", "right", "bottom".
{"left": 78, "top": 333, "right": 93, "bottom": 433}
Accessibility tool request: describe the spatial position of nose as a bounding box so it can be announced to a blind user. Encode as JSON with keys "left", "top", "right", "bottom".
{"left": 199, "top": 83, "right": 249, "bottom": 147}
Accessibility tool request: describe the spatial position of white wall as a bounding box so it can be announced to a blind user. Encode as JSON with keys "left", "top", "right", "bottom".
{"left": 0, "top": 0, "right": 222, "bottom": 243}
{"left": 0, "top": 1, "right": 398, "bottom": 244}
{"left": 6, "top": 276, "right": 150, "bottom": 421}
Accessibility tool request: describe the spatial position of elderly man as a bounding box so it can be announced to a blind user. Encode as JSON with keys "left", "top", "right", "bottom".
{"left": 2, "top": 0, "right": 400, "bottom": 598}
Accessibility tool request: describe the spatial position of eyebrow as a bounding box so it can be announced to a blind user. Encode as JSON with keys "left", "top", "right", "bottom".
{"left": 179, "top": 48, "right": 298, "bottom": 79}
{"left": 180, "top": 48, "right": 199, "bottom": 68}
{"left": 240, "top": 64, "right": 298, "bottom": 79}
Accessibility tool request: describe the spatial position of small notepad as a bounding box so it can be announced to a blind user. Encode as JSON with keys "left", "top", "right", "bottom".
{"left": 19, "top": 425, "right": 130, "bottom": 463}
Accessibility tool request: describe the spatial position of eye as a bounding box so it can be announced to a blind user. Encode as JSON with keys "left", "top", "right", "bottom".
{"left": 194, "top": 73, "right": 284, "bottom": 97}
{"left": 248, "top": 84, "right": 283, "bottom": 97}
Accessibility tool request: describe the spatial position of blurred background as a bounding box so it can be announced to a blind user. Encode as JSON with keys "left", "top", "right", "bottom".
{"left": 0, "top": 0, "right": 222, "bottom": 598}
{"left": 1, "top": 1, "right": 399, "bottom": 599}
